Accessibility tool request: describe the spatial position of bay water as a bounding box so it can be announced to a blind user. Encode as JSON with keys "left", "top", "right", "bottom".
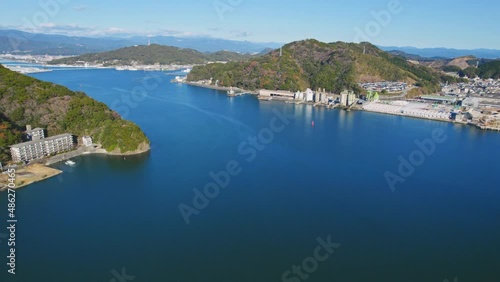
{"left": 1, "top": 67, "right": 499, "bottom": 282}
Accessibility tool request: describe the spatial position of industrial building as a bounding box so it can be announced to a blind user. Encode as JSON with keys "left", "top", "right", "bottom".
{"left": 420, "top": 95, "right": 457, "bottom": 104}
{"left": 340, "top": 90, "right": 357, "bottom": 107}
{"left": 461, "top": 97, "right": 479, "bottom": 108}
{"left": 260, "top": 88, "right": 342, "bottom": 105}
{"left": 305, "top": 88, "right": 314, "bottom": 102}
{"left": 258, "top": 90, "right": 295, "bottom": 99}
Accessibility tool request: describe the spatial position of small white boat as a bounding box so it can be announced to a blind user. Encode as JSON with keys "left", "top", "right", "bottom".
{"left": 65, "top": 160, "right": 76, "bottom": 166}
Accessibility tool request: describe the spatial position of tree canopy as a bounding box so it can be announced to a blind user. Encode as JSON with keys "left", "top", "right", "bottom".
{"left": 188, "top": 40, "right": 447, "bottom": 94}
{"left": 0, "top": 64, "right": 149, "bottom": 162}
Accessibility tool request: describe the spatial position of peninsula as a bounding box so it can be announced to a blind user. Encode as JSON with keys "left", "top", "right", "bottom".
{"left": 0, "top": 64, "right": 150, "bottom": 188}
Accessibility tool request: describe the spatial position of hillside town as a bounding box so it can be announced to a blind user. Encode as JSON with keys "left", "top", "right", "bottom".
{"left": 442, "top": 78, "right": 500, "bottom": 99}
{"left": 359, "top": 81, "right": 408, "bottom": 93}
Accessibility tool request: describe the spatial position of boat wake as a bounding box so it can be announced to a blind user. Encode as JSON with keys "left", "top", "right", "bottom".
{"left": 144, "top": 95, "right": 254, "bottom": 135}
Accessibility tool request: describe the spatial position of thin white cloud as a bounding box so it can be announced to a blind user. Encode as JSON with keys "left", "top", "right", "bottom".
{"left": 230, "top": 30, "right": 253, "bottom": 38}
{"left": 26, "top": 23, "right": 93, "bottom": 34}
{"left": 73, "top": 5, "right": 86, "bottom": 12}
{"left": 154, "top": 29, "right": 210, "bottom": 38}
{"left": 105, "top": 27, "right": 126, "bottom": 33}
{"left": 4, "top": 23, "right": 213, "bottom": 39}
{"left": 39, "top": 23, "right": 57, "bottom": 28}
{"left": 12, "top": 23, "right": 125, "bottom": 37}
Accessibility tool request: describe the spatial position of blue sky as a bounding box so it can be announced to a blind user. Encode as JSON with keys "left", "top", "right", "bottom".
{"left": 1, "top": 0, "right": 499, "bottom": 49}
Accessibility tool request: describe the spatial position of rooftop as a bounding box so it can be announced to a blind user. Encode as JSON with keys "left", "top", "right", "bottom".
{"left": 10, "top": 133, "right": 74, "bottom": 148}
{"left": 421, "top": 95, "right": 457, "bottom": 102}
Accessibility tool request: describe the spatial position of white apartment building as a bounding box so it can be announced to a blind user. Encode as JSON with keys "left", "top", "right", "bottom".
{"left": 26, "top": 127, "right": 45, "bottom": 141}
{"left": 10, "top": 133, "right": 74, "bottom": 163}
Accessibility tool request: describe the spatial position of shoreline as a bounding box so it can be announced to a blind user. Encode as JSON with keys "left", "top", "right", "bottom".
{"left": 342, "top": 106, "right": 499, "bottom": 131}
{"left": 183, "top": 81, "right": 258, "bottom": 95}
{"left": 357, "top": 107, "right": 463, "bottom": 124}
{"left": 0, "top": 144, "right": 151, "bottom": 191}
{"left": 360, "top": 107, "right": 500, "bottom": 131}
{"left": 234, "top": 93, "right": 500, "bottom": 131}
{"left": 184, "top": 81, "right": 500, "bottom": 131}
{"left": 45, "top": 63, "right": 194, "bottom": 72}
{"left": 45, "top": 143, "right": 151, "bottom": 166}
{"left": 1, "top": 59, "right": 194, "bottom": 73}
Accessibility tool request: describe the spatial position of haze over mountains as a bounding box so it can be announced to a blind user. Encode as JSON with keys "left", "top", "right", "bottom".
{"left": 1, "top": 29, "right": 500, "bottom": 59}
{"left": 0, "top": 29, "right": 281, "bottom": 55}
{"left": 379, "top": 46, "right": 500, "bottom": 60}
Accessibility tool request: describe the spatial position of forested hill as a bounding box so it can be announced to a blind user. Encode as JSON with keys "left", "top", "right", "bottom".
{"left": 0, "top": 64, "right": 149, "bottom": 162}
{"left": 48, "top": 44, "right": 254, "bottom": 66}
{"left": 188, "top": 39, "right": 459, "bottom": 95}
{"left": 458, "top": 60, "right": 500, "bottom": 79}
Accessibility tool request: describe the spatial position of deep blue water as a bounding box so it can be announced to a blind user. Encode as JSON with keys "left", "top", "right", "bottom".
{"left": 1, "top": 68, "right": 500, "bottom": 282}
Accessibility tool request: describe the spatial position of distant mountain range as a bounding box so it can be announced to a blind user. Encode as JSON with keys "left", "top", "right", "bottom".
{"left": 48, "top": 44, "right": 255, "bottom": 66}
{"left": 0, "top": 30, "right": 133, "bottom": 55}
{"left": 0, "top": 29, "right": 281, "bottom": 55}
{"left": 2, "top": 29, "right": 500, "bottom": 59}
{"left": 379, "top": 46, "right": 500, "bottom": 59}
{"left": 129, "top": 35, "right": 281, "bottom": 54}
{"left": 386, "top": 50, "right": 446, "bottom": 61}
